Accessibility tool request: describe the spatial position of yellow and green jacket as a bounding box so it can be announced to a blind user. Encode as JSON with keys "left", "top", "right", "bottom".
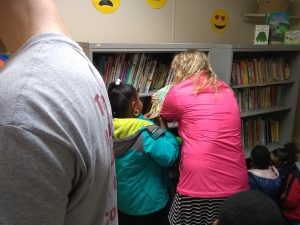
{"left": 113, "top": 115, "right": 179, "bottom": 215}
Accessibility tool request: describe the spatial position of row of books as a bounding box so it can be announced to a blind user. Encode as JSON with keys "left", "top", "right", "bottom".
{"left": 234, "top": 86, "right": 281, "bottom": 112}
{"left": 231, "top": 57, "right": 290, "bottom": 85}
{"left": 93, "top": 53, "right": 174, "bottom": 93}
{"left": 242, "top": 117, "right": 279, "bottom": 149}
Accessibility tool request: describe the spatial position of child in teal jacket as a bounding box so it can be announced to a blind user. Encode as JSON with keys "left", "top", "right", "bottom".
{"left": 108, "top": 80, "right": 179, "bottom": 225}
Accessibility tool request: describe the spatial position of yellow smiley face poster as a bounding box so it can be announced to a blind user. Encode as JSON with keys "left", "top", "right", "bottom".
{"left": 210, "top": 8, "right": 229, "bottom": 33}
{"left": 147, "top": 0, "right": 167, "bottom": 9}
{"left": 92, "top": 0, "right": 121, "bottom": 14}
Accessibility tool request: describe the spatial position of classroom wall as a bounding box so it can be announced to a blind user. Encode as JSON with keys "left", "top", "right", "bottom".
{"left": 173, "top": 0, "right": 256, "bottom": 44}
{"left": 53, "top": 0, "right": 257, "bottom": 44}
{"left": 53, "top": 0, "right": 175, "bottom": 43}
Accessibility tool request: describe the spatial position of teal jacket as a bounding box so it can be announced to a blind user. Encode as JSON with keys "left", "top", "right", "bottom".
{"left": 113, "top": 115, "right": 179, "bottom": 215}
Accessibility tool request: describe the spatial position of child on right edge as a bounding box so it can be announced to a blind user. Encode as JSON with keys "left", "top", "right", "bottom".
{"left": 271, "top": 143, "right": 300, "bottom": 225}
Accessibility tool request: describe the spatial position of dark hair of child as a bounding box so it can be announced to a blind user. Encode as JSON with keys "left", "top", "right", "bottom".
{"left": 216, "top": 190, "right": 284, "bottom": 225}
{"left": 272, "top": 143, "right": 299, "bottom": 165}
{"left": 107, "top": 82, "right": 138, "bottom": 118}
{"left": 251, "top": 145, "right": 270, "bottom": 170}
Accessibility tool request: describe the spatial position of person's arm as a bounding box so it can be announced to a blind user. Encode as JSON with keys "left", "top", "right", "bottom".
{"left": 0, "top": 125, "right": 74, "bottom": 225}
{"left": 160, "top": 87, "right": 180, "bottom": 122}
{"left": 142, "top": 129, "right": 179, "bottom": 167}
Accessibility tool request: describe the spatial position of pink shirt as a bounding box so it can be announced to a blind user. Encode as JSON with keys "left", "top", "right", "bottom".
{"left": 161, "top": 78, "right": 248, "bottom": 198}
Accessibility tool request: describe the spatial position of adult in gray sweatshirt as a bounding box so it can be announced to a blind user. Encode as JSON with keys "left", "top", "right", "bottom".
{"left": 0, "top": 1, "right": 118, "bottom": 225}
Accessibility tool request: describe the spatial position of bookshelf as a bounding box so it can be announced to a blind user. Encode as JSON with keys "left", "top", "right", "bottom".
{"left": 230, "top": 44, "right": 300, "bottom": 156}
{"left": 80, "top": 43, "right": 232, "bottom": 114}
{"left": 79, "top": 42, "right": 299, "bottom": 157}
{"left": 79, "top": 42, "right": 232, "bottom": 95}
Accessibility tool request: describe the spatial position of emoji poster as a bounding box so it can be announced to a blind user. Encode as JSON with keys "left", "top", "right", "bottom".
{"left": 147, "top": 0, "right": 167, "bottom": 9}
{"left": 92, "top": 0, "right": 121, "bottom": 14}
{"left": 210, "top": 8, "right": 228, "bottom": 33}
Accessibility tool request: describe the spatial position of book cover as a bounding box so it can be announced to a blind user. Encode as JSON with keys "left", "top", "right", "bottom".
{"left": 267, "top": 12, "right": 290, "bottom": 44}
{"left": 284, "top": 30, "right": 300, "bottom": 44}
{"left": 254, "top": 25, "right": 269, "bottom": 45}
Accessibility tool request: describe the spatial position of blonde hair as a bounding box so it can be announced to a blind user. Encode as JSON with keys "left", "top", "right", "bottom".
{"left": 171, "top": 49, "right": 218, "bottom": 94}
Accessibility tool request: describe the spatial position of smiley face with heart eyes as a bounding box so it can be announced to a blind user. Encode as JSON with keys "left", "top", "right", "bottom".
{"left": 210, "top": 9, "right": 228, "bottom": 33}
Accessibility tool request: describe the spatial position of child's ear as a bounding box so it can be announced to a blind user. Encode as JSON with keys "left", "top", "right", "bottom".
{"left": 131, "top": 100, "right": 136, "bottom": 110}
{"left": 131, "top": 100, "right": 139, "bottom": 117}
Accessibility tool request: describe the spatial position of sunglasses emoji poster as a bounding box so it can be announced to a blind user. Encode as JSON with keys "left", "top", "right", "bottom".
{"left": 210, "top": 8, "right": 229, "bottom": 33}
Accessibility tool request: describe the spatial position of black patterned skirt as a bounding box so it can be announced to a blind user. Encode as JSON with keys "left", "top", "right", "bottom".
{"left": 168, "top": 193, "right": 226, "bottom": 225}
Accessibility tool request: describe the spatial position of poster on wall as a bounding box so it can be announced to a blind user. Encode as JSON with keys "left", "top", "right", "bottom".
{"left": 210, "top": 8, "right": 228, "bottom": 33}
{"left": 92, "top": 0, "right": 121, "bottom": 14}
{"left": 147, "top": 0, "right": 167, "bottom": 9}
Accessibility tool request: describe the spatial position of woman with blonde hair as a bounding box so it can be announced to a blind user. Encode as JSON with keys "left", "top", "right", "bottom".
{"left": 160, "top": 49, "right": 248, "bottom": 225}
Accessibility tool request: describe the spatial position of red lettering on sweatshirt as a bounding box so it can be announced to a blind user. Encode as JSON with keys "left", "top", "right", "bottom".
{"left": 94, "top": 94, "right": 104, "bottom": 115}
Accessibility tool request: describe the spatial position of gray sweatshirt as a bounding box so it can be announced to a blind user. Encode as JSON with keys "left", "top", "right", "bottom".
{"left": 0, "top": 33, "right": 117, "bottom": 225}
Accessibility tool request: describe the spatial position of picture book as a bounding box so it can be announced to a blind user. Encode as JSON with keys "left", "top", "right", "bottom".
{"left": 254, "top": 25, "right": 269, "bottom": 45}
{"left": 284, "top": 30, "right": 300, "bottom": 44}
{"left": 267, "top": 12, "right": 290, "bottom": 44}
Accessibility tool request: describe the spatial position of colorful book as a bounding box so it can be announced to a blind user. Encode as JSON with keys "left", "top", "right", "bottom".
{"left": 144, "top": 60, "right": 157, "bottom": 92}
{"left": 267, "top": 12, "right": 290, "bottom": 44}
{"left": 254, "top": 25, "right": 269, "bottom": 45}
{"left": 284, "top": 30, "right": 300, "bottom": 44}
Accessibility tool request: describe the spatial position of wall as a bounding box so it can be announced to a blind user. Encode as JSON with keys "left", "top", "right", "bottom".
{"left": 54, "top": 0, "right": 300, "bottom": 144}
{"left": 54, "top": 0, "right": 175, "bottom": 43}
{"left": 54, "top": 0, "right": 257, "bottom": 44}
{"left": 290, "top": 0, "right": 300, "bottom": 29}
{"left": 173, "top": 0, "right": 256, "bottom": 44}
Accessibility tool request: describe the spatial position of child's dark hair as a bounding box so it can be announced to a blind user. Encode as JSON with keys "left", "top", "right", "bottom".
{"left": 107, "top": 81, "right": 137, "bottom": 118}
{"left": 272, "top": 142, "right": 299, "bottom": 164}
{"left": 251, "top": 145, "right": 270, "bottom": 170}
{"left": 216, "top": 190, "right": 284, "bottom": 225}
